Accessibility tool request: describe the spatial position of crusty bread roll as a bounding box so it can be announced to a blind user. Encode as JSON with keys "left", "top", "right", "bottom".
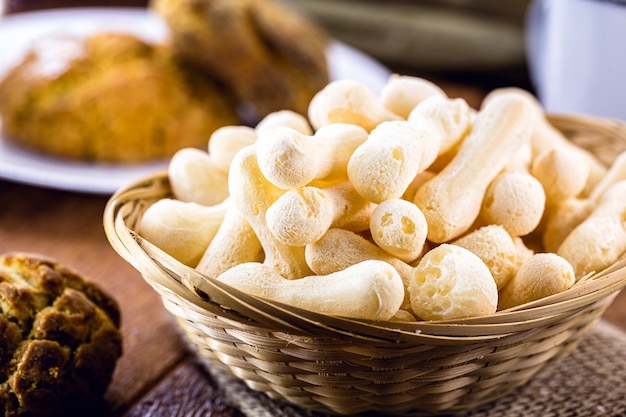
{"left": 152, "top": 0, "right": 330, "bottom": 119}
{"left": 0, "top": 32, "right": 239, "bottom": 162}
{"left": 0, "top": 252, "right": 122, "bottom": 416}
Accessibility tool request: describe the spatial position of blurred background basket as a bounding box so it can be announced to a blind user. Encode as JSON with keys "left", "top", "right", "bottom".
{"left": 104, "top": 114, "right": 626, "bottom": 416}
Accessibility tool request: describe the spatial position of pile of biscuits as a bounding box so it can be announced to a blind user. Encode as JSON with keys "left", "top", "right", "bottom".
{"left": 137, "top": 74, "right": 626, "bottom": 323}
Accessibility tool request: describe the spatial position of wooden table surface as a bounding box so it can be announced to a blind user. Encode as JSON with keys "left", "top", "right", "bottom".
{"left": 1, "top": 3, "right": 626, "bottom": 417}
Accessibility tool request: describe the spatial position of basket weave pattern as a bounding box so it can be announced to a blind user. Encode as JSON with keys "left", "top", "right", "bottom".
{"left": 104, "top": 115, "right": 626, "bottom": 416}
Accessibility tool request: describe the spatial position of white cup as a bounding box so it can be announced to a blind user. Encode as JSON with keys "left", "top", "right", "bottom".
{"left": 526, "top": 0, "right": 626, "bottom": 121}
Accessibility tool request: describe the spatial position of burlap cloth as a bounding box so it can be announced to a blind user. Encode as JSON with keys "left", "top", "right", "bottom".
{"left": 204, "top": 320, "right": 626, "bottom": 417}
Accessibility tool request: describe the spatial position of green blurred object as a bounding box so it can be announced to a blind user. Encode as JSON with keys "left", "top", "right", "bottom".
{"left": 282, "top": 0, "right": 531, "bottom": 73}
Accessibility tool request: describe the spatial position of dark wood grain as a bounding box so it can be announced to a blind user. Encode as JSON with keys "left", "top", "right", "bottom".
{"left": 5, "top": 0, "right": 148, "bottom": 14}
{"left": 602, "top": 290, "right": 626, "bottom": 331}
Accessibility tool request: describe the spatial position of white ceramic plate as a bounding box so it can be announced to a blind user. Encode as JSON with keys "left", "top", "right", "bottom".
{"left": 0, "top": 7, "right": 391, "bottom": 195}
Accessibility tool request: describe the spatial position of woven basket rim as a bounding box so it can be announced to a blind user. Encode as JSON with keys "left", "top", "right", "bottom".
{"left": 103, "top": 113, "right": 626, "bottom": 344}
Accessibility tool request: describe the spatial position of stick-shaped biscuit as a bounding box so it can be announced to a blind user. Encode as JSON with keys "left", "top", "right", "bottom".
{"left": 413, "top": 94, "right": 534, "bottom": 242}
{"left": 229, "top": 145, "right": 312, "bottom": 279}
{"left": 218, "top": 260, "right": 404, "bottom": 321}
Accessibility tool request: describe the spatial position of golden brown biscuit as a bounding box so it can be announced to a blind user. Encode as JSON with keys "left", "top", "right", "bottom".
{"left": 152, "top": 0, "right": 330, "bottom": 119}
{"left": 0, "top": 252, "right": 122, "bottom": 416}
{"left": 0, "top": 32, "right": 239, "bottom": 162}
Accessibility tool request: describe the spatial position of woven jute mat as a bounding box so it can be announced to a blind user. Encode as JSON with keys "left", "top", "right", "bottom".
{"left": 205, "top": 321, "right": 626, "bottom": 417}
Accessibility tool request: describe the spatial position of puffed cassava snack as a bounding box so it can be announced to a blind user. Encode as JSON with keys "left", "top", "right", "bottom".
{"left": 0, "top": 252, "right": 123, "bottom": 417}
{"left": 0, "top": 32, "right": 238, "bottom": 162}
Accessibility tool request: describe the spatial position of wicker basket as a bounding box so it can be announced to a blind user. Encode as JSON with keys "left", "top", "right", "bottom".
{"left": 104, "top": 114, "right": 626, "bottom": 416}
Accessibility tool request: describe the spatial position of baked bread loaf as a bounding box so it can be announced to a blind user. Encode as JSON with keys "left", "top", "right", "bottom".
{"left": 152, "top": 0, "right": 330, "bottom": 119}
{"left": 0, "top": 252, "right": 123, "bottom": 416}
{"left": 0, "top": 32, "right": 239, "bottom": 162}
